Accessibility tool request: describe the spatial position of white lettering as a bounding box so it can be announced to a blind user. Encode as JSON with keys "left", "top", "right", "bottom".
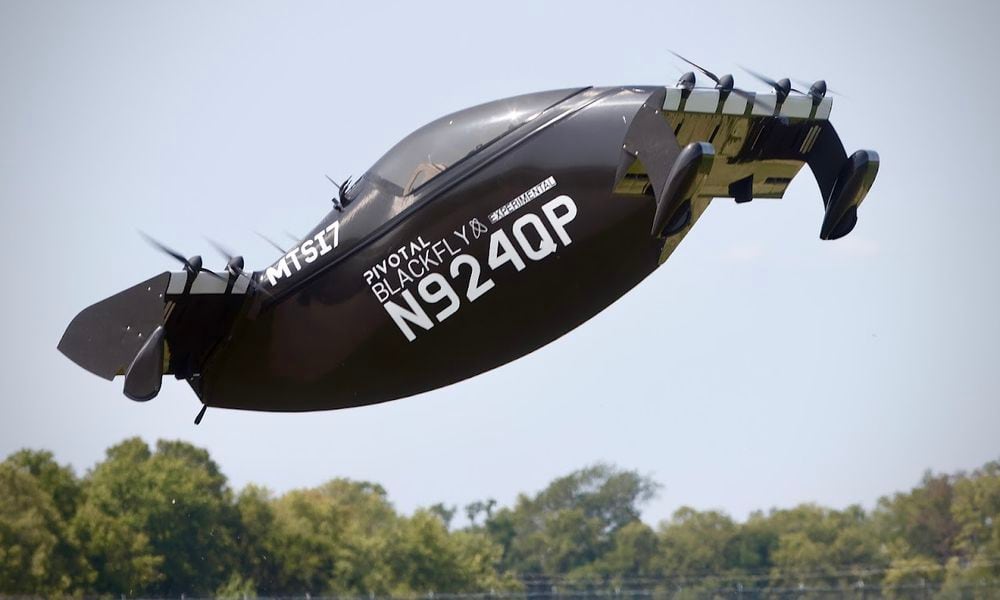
{"left": 418, "top": 273, "right": 460, "bottom": 323}
{"left": 324, "top": 221, "right": 340, "bottom": 250}
{"left": 512, "top": 213, "right": 557, "bottom": 260}
{"left": 373, "top": 192, "right": 577, "bottom": 341}
{"left": 301, "top": 239, "right": 319, "bottom": 264}
{"left": 487, "top": 229, "right": 526, "bottom": 272}
{"left": 542, "top": 195, "right": 577, "bottom": 247}
{"left": 384, "top": 290, "right": 433, "bottom": 342}
{"left": 407, "top": 258, "right": 426, "bottom": 279}
{"left": 397, "top": 268, "right": 414, "bottom": 288}
{"left": 265, "top": 259, "right": 291, "bottom": 286}
{"left": 371, "top": 281, "right": 390, "bottom": 303}
{"left": 451, "top": 254, "right": 495, "bottom": 301}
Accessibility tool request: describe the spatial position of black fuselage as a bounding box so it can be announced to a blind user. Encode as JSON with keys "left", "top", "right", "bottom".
{"left": 59, "top": 80, "right": 878, "bottom": 412}
{"left": 205, "top": 87, "right": 664, "bottom": 411}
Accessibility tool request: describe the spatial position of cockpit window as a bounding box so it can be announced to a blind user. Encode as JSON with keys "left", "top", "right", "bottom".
{"left": 362, "top": 88, "right": 583, "bottom": 197}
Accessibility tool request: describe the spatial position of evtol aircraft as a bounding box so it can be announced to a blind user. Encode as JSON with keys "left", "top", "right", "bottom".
{"left": 59, "top": 58, "right": 879, "bottom": 423}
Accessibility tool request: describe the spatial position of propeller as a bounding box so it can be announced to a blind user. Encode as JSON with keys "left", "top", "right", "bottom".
{"left": 792, "top": 78, "right": 843, "bottom": 103}
{"left": 669, "top": 51, "right": 770, "bottom": 110}
{"left": 670, "top": 51, "right": 726, "bottom": 88}
{"left": 206, "top": 238, "right": 245, "bottom": 277}
{"left": 325, "top": 174, "right": 354, "bottom": 211}
{"left": 255, "top": 231, "right": 288, "bottom": 254}
{"left": 666, "top": 60, "right": 696, "bottom": 93}
{"left": 740, "top": 66, "right": 802, "bottom": 103}
{"left": 140, "top": 232, "right": 224, "bottom": 281}
{"left": 676, "top": 71, "right": 696, "bottom": 93}
{"left": 207, "top": 237, "right": 272, "bottom": 298}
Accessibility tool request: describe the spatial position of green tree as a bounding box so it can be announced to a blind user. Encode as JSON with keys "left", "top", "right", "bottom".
{"left": 727, "top": 511, "right": 779, "bottom": 574}
{"left": 465, "top": 498, "right": 498, "bottom": 526}
{"left": 943, "top": 461, "right": 1000, "bottom": 593}
{"left": 268, "top": 479, "right": 397, "bottom": 595}
{"left": 389, "top": 509, "right": 512, "bottom": 593}
{"left": 758, "top": 504, "right": 883, "bottom": 589}
{"left": 3, "top": 436, "right": 998, "bottom": 597}
{"left": 233, "top": 484, "right": 280, "bottom": 594}
{"left": 0, "top": 460, "right": 90, "bottom": 595}
{"left": 656, "top": 507, "right": 737, "bottom": 579}
{"left": 584, "top": 520, "right": 659, "bottom": 581}
{"left": 73, "top": 437, "right": 240, "bottom": 596}
{"left": 951, "top": 461, "right": 1000, "bottom": 559}
{"left": 5, "top": 450, "right": 82, "bottom": 521}
{"left": 485, "top": 463, "right": 658, "bottom": 579}
{"left": 428, "top": 502, "right": 458, "bottom": 528}
{"left": 882, "top": 554, "right": 943, "bottom": 592}
{"left": 216, "top": 572, "right": 257, "bottom": 599}
{"left": 876, "top": 470, "right": 959, "bottom": 561}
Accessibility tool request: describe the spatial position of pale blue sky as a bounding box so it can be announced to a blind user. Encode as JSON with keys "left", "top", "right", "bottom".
{"left": 1, "top": 0, "right": 997, "bottom": 524}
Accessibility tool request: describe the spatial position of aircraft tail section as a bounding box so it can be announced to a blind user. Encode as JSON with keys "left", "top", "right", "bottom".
{"left": 58, "top": 271, "right": 251, "bottom": 401}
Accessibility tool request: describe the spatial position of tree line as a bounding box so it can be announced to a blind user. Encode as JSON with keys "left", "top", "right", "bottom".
{"left": 0, "top": 438, "right": 998, "bottom": 598}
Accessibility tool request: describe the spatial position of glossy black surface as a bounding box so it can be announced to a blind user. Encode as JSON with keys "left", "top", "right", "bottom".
{"left": 206, "top": 87, "right": 664, "bottom": 411}
{"left": 59, "top": 83, "right": 879, "bottom": 413}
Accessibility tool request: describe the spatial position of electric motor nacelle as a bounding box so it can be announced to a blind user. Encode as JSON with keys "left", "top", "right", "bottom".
{"left": 820, "top": 149, "right": 880, "bottom": 240}
{"left": 651, "top": 142, "right": 715, "bottom": 238}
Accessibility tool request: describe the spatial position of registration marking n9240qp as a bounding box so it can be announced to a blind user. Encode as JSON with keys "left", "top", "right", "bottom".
{"left": 383, "top": 194, "right": 577, "bottom": 342}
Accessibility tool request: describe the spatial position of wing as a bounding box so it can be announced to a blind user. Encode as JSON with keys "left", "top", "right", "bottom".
{"left": 616, "top": 87, "right": 879, "bottom": 263}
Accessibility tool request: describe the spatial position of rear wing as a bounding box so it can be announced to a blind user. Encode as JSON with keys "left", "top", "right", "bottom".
{"left": 58, "top": 271, "right": 252, "bottom": 401}
{"left": 615, "top": 87, "right": 879, "bottom": 262}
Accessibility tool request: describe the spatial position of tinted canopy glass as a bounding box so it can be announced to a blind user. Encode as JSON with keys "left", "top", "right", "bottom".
{"left": 364, "top": 88, "right": 581, "bottom": 196}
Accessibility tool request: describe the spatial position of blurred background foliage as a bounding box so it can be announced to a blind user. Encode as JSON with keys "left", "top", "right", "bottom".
{"left": 0, "top": 440, "right": 997, "bottom": 598}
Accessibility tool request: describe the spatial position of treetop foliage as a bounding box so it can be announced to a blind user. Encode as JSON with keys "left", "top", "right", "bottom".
{"left": 0, "top": 439, "right": 997, "bottom": 598}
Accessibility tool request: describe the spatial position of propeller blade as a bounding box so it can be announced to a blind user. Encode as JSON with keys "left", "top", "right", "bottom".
{"left": 667, "top": 61, "right": 688, "bottom": 76}
{"left": 740, "top": 65, "right": 779, "bottom": 90}
{"left": 740, "top": 66, "right": 799, "bottom": 103}
{"left": 339, "top": 176, "right": 353, "bottom": 195}
{"left": 338, "top": 176, "right": 353, "bottom": 207}
{"left": 205, "top": 237, "right": 235, "bottom": 261}
{"left": 255, "top": 232, "right": 288, "bottom": 254}
{"left": 325, "top": 174, "right": 347, "bottom": 211}
{"left": 283, "top": 231, "right": 301, "bottom": 244}
{"left": 198, "top": 268, "right": 227, "bottom": 281}
{"left": 792, "top": 79, "right": 845, "bottom": 98}
{"left": 141, "top": 233, "right": 240, "bottom": 287}
{"left": 669, "top": 50, "right": 720, "bottom": 85}
{"left": 204, "top": 238, "right": 247, "bottom": 278}
{"left": 139, "top": 232, "right": 190, "bottom": 266}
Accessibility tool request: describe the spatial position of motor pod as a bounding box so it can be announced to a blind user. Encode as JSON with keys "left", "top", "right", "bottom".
{"left": 651, "top": 142, "right": 715, "bottom": 238}
{"left": 820, "top": 149, "right": 880, "bottom": 240}
{"left": 123, "top": 325, "right": 166, "bottom": 401}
